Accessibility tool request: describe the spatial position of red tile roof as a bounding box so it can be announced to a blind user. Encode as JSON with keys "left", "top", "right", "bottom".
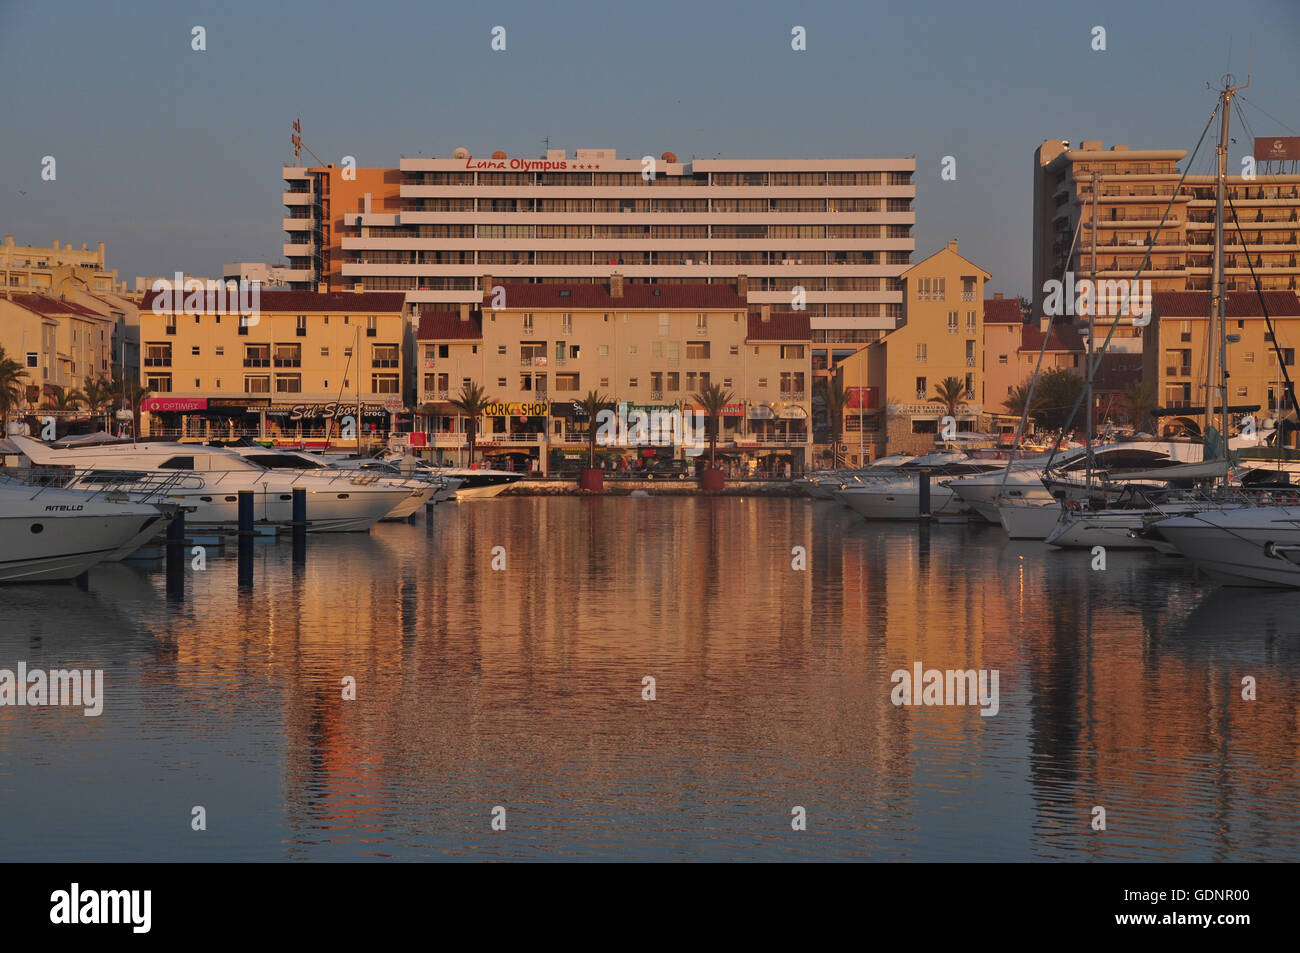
{"left": 1150, "top": 290, "right": 1300, "bottom": 319}
{"left": 140, "top": 288, "right": 407, "bottom": 313}
{"left": 1021, "top": 321, "right": 1087, "bottom": 352}
{"left": 8, "top": 293, "right": 108, "bottom": 319}
{"left": 746, "top": 311, "right": 811, "bottom": 341}
{"left": 983, "top": 297, "right": 1024, "bottom": 324}
{"left": 417, "top": 310, "right": 483, "bottom": 340}
{"left": 482, "top": 281, "right": 747, "bottom": 309}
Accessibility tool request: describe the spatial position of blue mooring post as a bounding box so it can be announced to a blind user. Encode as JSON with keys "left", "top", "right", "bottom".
{"left": 291, "top": 487, "right": 307, "bottom": 566}
{"left": 165, "top": 509, "right": 185, "bottom": 601}
{"left": 237, "top": 490, "right": 254, "bottom": 590}
{"left": 918, "top": 468, "right": 931, "bottom": 519}
{"left": 237, "top": 491, "right": 254, "bottom": 536}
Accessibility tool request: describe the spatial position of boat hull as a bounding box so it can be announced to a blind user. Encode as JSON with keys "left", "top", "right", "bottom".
{"left": 1153, "top": 508, "right": 1300, "bottom": 587}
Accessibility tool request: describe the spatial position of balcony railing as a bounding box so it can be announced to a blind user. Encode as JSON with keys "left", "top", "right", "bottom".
{"left": 966, "top": 357, "right": 977, "bottom": 367}
{"left": 244, "top": 358, "right": 270, "bottom": 367}
{"left": 961, "top": 292, "right": 976, "bottom": 301}
{"left": 649, "top": 390, "right": 664, "bottom": 400}
{"left": 372, "top": 359, "right": 399, "bottom": 368}
{"left": 780, "top": 390, "right": 806, "bottom": 401}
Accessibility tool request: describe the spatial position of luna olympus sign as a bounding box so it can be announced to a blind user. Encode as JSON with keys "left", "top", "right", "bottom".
{"left": 462, "top": 155, "right": 601, "bottom": 172}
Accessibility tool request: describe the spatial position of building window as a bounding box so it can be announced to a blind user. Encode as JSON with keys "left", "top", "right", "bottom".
{"left": 274, "top": 344, "right": 302, "bottom": 367}
{"left": 523, "top": 313, "right": 534, "bottom": 333}
{"left": 916, "top": 343, "right": 927, "bottom": 362}
{"left": 947, "top": 312, "right": 958, "bottom": 333}
{"left": 371, "top": 374, "right": 399, "bottom": 394}
{"left": 244, "top": 344, "right": 270, "bottom": 367}
{"left": 697, "top": 313, "right": 708, "bottom": 332}
{"left": 498, "top": 345, "right": 507, "bottom": 356}
{"left": 998, "top": 354, "right": 1008, "bottom": 364}
{"left": 144, "top": 343, "right": 172, "bottom": 367}
{"left": 599, "top": 345, "right": 609, "bottom": 357}
{"left": 965, "top": 373, "right": 975, "bottom": 398}
{"left": 966, "top": 311, "right": 976, "bottom": 332}
{"left": 599, "top": 377, "right": 609, "bottom": 387}
{"left": 145, "top": 374, "right": 172, "bottom": 392}
{"left": 729, "top": 345, "right": 740, "bottom": 356}
{"left": 628, "top": 377, "right": 638, "bottom": 388}
{"left": 320, "top": 347, "right": 330, "bottom": 357}
{"left": 758, "top": 377, "right": 768, "bottom": 388}
{"left": 687, "top": 341, "right": 711, "bottom": 359}
{"left": 245, "top": 376, "right": 269, "bottom": 394}
{"left": 915, "top": 376, "right": 927, "bottom": 399}
{"left": 215, "top": 346, "right": 224, "bottom": 357}
{"left": 371, "top": 344, "right": 399, "bottom": 368}
{"left": 497, "top": 377, "right": 507, "bottom": 387}
{"left": 561, "top": 313, "right": 573, "bottom": 334}
{"left": 296, "top": 315, "right": 307, "bottom": 337}
{"left": 659, "top": 313, "right": 670, "bottom": 336}
{"left": 555, "top": 373, "right": 580, "bottom": 392}
{"left": 275, "top": 375, "right": 302, "bottom": 393}
{"left": 165, "top": 316, "right": 176, "bottom": 335}
{"left": 366, "top": 316, "right": 377, "bottom": 337}
{"left": 25, "top": 352, "right": 37, "bottom": 368}
{"left": 780, "top": 345, "right": 804, "bottom": 359}
{"left": 191, "top": 346, "right": 201, "bottom": 356}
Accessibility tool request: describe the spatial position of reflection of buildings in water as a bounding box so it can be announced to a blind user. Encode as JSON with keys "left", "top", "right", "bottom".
{"left": 1021, "top": 566, "right": 1300, "bottom": 859}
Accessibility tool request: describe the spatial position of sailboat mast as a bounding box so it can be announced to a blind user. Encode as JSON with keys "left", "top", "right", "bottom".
{"left": 1086, "top": 170, "right": 1098, "bottom": 491}
{"left": 1213, "top": 75, "right": 1249, "bottom": 485}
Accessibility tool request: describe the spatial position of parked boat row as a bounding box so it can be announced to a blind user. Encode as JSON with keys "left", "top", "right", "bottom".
{"left": 0, "top": 433, "right": 525, "bottom": 584}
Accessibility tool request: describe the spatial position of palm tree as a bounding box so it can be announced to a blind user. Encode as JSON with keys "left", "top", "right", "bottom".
{"left": 822, "top": 377, "right": 848, "bottom": 467}
{"left": 577, "top": 390, "right": 614, "bottom": 470}
{"left": 82, "top": 375, "right": 114, "bottom": 432}
{"left": 41, "top": 388, "right": 85, "bottom": 412}
{"left": 0, "top": 346, "right": 28, "bottom": 437}
{"left": 448, "top": 380, "right": 493, "bottom": 465}
{"left": 929, "top": 376, "right": 966, "bottom": 419}
{"left": 1003, "top": 382, "right": 1043, "bottom": 419}
{"left": 1117, "top": 380, "right": 1158, "bottom": 434}
{"left": 691, "top": 381, "right": 735, "bottom": 470}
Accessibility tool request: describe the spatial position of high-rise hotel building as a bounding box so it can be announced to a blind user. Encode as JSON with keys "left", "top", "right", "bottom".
{"left": 282, "top": 147, "right": 916, "bottom": 366}
{"left": 1032, "top": 139, "right": 1300, "bottom": 351}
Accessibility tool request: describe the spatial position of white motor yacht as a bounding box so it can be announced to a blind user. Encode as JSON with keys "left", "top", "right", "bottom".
{"left": 210, "top": 444, "right": 440, "bottom": 519}
{"left": 10, "top": 436, "right": 410, "bottom": 532}
{"left": 0, "top": 475, "right": 170, "bottom": 582}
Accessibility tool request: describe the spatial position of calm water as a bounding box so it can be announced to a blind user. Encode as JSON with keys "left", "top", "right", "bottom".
{"left": 1, "top": 497, "right": 1297, "bottom": 861}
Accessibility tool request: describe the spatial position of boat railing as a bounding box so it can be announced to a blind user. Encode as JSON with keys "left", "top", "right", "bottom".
{"left": 0, "top": 467, "right": 199, "bottom": 503}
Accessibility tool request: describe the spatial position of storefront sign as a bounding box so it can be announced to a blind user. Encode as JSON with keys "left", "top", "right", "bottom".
{"left": 463, "top": 155, "right": 602, "bottom": 172}
{"left": 722, "top": 403, "right": 745, "bottom": 417}
{"left": 141, "top": 397, "right": 208, "bottom": 413}
{"left": 267, "top": 402, "right": 386, "bottom": 420}
{"left": 484, "top": 401, "right": 548, "bottom": 417}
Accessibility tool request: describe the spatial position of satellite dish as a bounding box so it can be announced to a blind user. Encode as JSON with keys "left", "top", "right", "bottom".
{"left": 452, "top": 147, "right": 469, "bottom": 159}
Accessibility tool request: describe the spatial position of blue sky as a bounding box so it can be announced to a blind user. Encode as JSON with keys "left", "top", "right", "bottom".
{"left": 2, "top": 0, "right": 1297, "bottom": 297}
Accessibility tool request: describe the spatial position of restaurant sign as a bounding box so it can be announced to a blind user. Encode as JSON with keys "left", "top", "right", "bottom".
{"left": 484, "top": 401, "right": 548, "bottom": 417}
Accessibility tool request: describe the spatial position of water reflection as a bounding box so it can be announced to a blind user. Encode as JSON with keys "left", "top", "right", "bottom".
{"left": 0, "top": 498, "right": 1296, "bottom": 861}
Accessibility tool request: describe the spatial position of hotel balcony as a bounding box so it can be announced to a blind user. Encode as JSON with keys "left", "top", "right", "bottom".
{"left": 282, "top": 242, "right": 315, "bottom": 257}
{"left": 283, "top": 192, "right": 315, "bottom": 207}
{"left": 283, "top": 217, "right": 312, "bottom": 232}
